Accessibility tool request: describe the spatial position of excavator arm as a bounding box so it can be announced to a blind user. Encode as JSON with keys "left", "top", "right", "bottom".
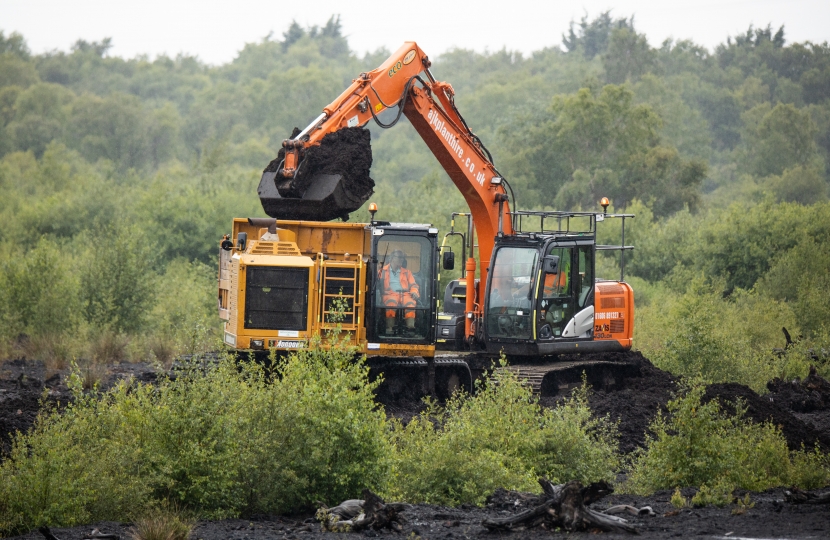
{"left": 267, "top": 42, "right": 514, "bottom": 341}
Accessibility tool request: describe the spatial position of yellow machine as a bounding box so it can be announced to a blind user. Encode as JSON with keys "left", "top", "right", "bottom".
{"left": 219, "top": 216, "right": 438, "bottom": 359}
{"left": 218, "top": 215, "right": 472, "bottom": 398}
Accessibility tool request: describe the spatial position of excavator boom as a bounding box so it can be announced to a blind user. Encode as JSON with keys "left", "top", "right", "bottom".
{"left": 258, "top": 42, "right": 514, "bottom": 341}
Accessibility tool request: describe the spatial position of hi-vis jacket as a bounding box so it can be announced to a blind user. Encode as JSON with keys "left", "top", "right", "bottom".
{"left": 381, "top": 265, "right": 419, "bottom": 296}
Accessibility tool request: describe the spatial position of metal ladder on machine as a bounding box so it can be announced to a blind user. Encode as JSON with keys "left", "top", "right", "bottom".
{"left": 318, "top": 256, "right": 363, "bottom": 338}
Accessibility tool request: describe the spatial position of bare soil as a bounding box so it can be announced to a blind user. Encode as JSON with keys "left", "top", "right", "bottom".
{"left": 264, "top": 127, "right": 374, "bottom": 200}
{"left": 7, "top": 485, "right": 830, "bottom": 540}
{"left": 2, "top": 354, "right": 830, "bottom": 539}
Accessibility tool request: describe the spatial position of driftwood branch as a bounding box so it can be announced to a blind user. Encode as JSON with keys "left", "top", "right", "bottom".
{"left": 318, "top": 489, "right": 408, "bottom": 532}
{"left": 482, "top": 478, "right": 639, "bottom": 534}
{"left": 83, "top": 529, "right": 120, "bottom": 540}
{"left": 785, "top": 487, "right": 830, "bottom": 504}
{"left": 38, "top": 527, "right": 62, "bottom": 540}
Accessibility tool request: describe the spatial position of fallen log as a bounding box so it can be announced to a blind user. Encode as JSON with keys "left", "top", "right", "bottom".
{"left": 482, "top": 478, "right": 638, "bottom": 534}
{"left": 38, "top": 527, "right": 62, "bottom": 540}
{"left": 784, "top": 486, "right": 830, "bottom": 504}
{"left": 605, "top": 504, "right": 655, "bottom": 516}
{"left": 83, "top": 528, "right": 120, "bottom": 540}
{"left": 318, "top": 489, "right": 409, "bottom": 532}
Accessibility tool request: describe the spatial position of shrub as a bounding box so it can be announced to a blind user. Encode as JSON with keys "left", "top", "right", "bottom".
{"left": 80, "top": 223, "right": 156, "bottom": 334}
{"left": 386, "top": 365, "right": 619, "bottom": 506}
{"left": 690, "top": 478, "right": 734, "bottom": 507}
{"left": 0, "top": 237, "right": 80, "bottom": 345}
{"left": 626, "top": 380, "right": 830, "bottom": 498}
{"left": 670, "top": 487, "right": 687, "bottom": 508}
{"left": 233, "top": 338, "right": 391, "bottom": 514}
{"left": 641, "top": 278, "right": 804, "bottom": 392}
{"left": 0, "top": 343, "right": 392, "bottom": 535}
{"left": 148, "top": 259, "right": 217, "bottom": 356}
{"left": 0, "top": 373, "right": 153, "bottom": 535}
{"left": 128, "top": 503, "right": 193, "bottom": 540}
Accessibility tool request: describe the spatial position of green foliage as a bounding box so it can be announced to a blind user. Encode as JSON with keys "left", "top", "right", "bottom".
{"left": 731, "top": 492, "right": 755, "bottom": 514}
{"left": 690, "top": 478, "right": 734, "bottom": 507}
{"left": 603, "top": 28, "right": 657, "bottom": 84}
{"left": 80, "top": 223, "right": 157, "bottom": 333}
{"left": 128, "top": 503, "right": 194, "bottom": 540}
{"left": 627, "top": 199, "right": 830, "bottom": 294}
{"left": 387, "top": 366, "right": 619, "bottom": 505}
{"left": 148, "top": 259, "right": 216, "bottom": 355}
{"left": 562, "top": 11, "right": 634, "bottom": 59}
{"left": 504, "top": 84, "right": 705, "bottom": 215}
{"left": 758, "top": 237, "right": 830, "bottom": 338}
{"left": 740, "top": 103, "right": 823, "bottom": 178}
{"left": 0, "top": 346, "right": 390, "bottom": 535}
{"left": 670, "top": 487, "right": 687, "bottom": 508}
{"left": 637, "top": 277, "right": 810, "bottom": 391}
{"left": 626, "top": 380, "right": 830, "bottom": 496}
{"left": 0, "top": 237, "right": 80, "bottom": 341}
{"left": 763, "top": 165, "right": 828, "bottom": 204}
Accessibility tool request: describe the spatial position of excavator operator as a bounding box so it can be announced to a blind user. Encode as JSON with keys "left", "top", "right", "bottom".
{"left": 543, "top": 254, "right": 570, "bottom": 297}
{"left": 381, "top": 250, "right": 420, "bottom": 333}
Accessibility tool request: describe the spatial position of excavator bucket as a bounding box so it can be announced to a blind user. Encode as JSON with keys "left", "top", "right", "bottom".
{"left": 258, "top": 127, "right": 375, "bottom": 222}
{"left": 258, "top": 172, "right": 372, "bottom": 222}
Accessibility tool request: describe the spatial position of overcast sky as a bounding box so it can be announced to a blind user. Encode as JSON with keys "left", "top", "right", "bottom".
{"left": 1, "top": 0, "right": 827, "bottom": 64}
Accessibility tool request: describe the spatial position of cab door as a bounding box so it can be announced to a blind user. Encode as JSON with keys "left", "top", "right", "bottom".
{"left": 537, "top": 242, "right": 594, "bottom": 340}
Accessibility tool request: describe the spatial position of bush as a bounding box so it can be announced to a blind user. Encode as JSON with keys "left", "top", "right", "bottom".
{"left": 148, "top": 259, "right": 217, "bottom": 357}
{"left": 386, "top": 365, "right": 619, "bottom": 506}
{"left": 626, "top": 380, "right": 830, "bottom": 497}
{"left": 641, "top": 278, "right": 804, "bottom": 392}
{"left": 0, "top": 237, "right": 80, "bottom": 344}
{"left": 0, "top": 343, "right": 391, "bottom": 535}
{"left": 128, "top": 503, "right": 193, "bottom": 540}
{"left": 80, "top": 223, "right": 157, "bottom": 334}
{"left": 233, "top": 337, "right": 391, "bottom": 514}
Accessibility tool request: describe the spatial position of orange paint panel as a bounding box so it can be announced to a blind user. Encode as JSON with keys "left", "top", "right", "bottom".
{"left": 593, "top": 281, "right": 634, "bottom": 349}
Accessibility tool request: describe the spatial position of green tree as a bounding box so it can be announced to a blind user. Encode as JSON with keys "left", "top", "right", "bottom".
{"left": 764, "top": 165, "right": 828, "bottom": 204}
{"left": 740, "top": 103, "right": 822, "bottom": 177}
{"left": 505, "top": 84, "right": 704, "bottom": 215}
{"left": 0, "top": 54, "right": 38, "bottom": 89}
{"left": 0, "top": 238, "right": 80, "bottom": 341}
{"left": 80, "top": 224, "right": 156, "bottom": 333}
{"left": 68, "top": 92, "right": 155, "bottom": 170}
{"left": 603, "top": 27, "right": 656, "bottom": 84}
{"left": 5, "top": 82, "right": 74, "bottom": 156}
{"left": 562, "top": 11, "right": 634, "bottom": 59}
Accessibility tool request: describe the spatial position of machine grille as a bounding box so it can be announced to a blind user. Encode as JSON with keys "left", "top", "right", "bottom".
{"left": 244, "top": 267, "right": 308, "bottom": 330}
{"left": 600, "top": 296, "right": 626, "bottom": 309}
{"left": 597, "top": 283, "right": 625, "bottom": 295}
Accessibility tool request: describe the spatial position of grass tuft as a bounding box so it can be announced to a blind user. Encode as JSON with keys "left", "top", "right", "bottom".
{"left": 129, "top": 504, "right": 193, "bottom": 540}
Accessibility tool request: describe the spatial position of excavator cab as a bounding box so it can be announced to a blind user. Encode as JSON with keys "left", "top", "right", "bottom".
{"left": 483, "top": 210, "right": 634, "bottom": 357}
{"left": 367, "top": 224, "right": 439, "bottom": 344}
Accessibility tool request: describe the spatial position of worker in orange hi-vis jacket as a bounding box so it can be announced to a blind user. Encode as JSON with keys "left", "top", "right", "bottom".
{"left": 380, "top": 250, "right": 420, "bottom": 333}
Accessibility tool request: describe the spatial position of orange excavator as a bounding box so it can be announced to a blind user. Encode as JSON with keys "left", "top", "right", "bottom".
{"left": 221, "top": 42, "right": 635, "bottom": 397}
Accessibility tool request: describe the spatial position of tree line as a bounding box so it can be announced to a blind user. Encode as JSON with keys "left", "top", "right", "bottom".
{"left": 0, "top": 14, "right": 828, "bottom": 386}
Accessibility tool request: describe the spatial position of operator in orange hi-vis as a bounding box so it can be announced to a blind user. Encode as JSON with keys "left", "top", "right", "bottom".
{"left": 380, "top": 250, "right": 420, "bottom": 333}
{"left": 543, "top": 258, "right": 569, "bottom": 297}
